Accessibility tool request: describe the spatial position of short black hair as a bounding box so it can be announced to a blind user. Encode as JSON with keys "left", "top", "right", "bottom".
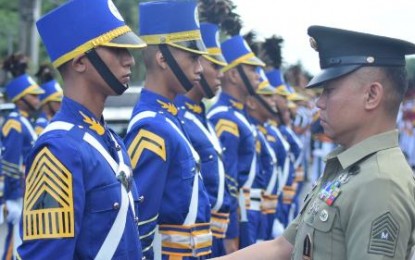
{"left": 380, "top": 66, "right": 408, "bottom": 115}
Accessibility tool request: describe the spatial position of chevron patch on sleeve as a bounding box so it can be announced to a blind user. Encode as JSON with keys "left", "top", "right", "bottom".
{"left": 2, "top": 119, "right": 22, "bottom": 136}
{"left": 128, "top": 129, "right": 166, "bottom": 168}
{"left": 368, "top": 211, "right": 399, "bottom": 257}
{"left": 23, "top": 147, "right": 74, "bottom": 240}
{"left": 215, "top": 119, "right": 239, "bottom": 137}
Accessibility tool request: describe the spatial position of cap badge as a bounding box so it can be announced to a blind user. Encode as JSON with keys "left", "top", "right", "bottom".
{"left": 366, "top": 56, "right": 375, "bottom": 63}
{"left": 309, "top": 37, "right": 318, "bottom": 51}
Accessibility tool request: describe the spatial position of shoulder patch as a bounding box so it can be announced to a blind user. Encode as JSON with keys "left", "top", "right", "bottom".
{"left": 2, "top": 119, "right": 22, "bottom": 136}
{"left": 128, "top": 129, "right": 166, "bottom": 168}
{"left": 215, "top": 119, "right": 239, "bottom": 137}
{"left": 368, "top": 211, "right": 399, "bottom": 257}
{"left": 23, "top": 147, "right": 74, "bottom": 240}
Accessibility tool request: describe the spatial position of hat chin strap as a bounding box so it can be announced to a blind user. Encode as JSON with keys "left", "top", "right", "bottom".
{"left": 159, "top": 45, "right": 194, "bottom": 92}
{"left": 199, "top": 74, "right": 215, "bottom": 99}
{"left": 236, "top": 65, "right": 280, "bottom": 120}
{"left": 85, "top": 48, "right": 128, "bottom": 95}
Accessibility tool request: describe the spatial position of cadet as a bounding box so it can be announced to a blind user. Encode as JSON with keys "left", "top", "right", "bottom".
{"left": 34, "top": 64, "right": 63, "bottom": 135}
{"left": 1, "top": 54, "right": 44, "bottom": 259}
{"left": 124, "top": 1, "right": 211, "bottom": 259}
{"left": 207, "top": 35, "right": 264, "bottom": 252}
{"left": 174, "top": 22, "right": 232, "bottom": 257}
{"left": 213, "top": 25, "right": 415, "bottom": 260}
{"left": 17, "top": 0, "right": 147, "bottom": 258}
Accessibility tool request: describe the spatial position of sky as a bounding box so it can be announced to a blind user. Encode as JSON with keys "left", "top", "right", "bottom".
{"left": 232, "top": 0, "right": 415, "bottom": 76}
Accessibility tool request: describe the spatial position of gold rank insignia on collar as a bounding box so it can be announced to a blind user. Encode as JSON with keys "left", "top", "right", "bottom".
{"left": 79, "top": 111, "right": 105, "bottom": 135}
{"left": 157, "top": 100, "right": 178, "bottom": 116}
{"left": 230, "top": 100, "right": 244, "bottom": 110}
{"left": 258, "top": 125, "right": 267, "bottom": 135}
{"left": 268, "top": 120, "right": 278, "bottom": 127}
{"left": 185, "top": 102, "right": 202, "bottom": 114}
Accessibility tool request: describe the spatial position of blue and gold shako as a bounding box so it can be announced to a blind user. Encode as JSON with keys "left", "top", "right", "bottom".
{"left": 265, "top": 69, "right": 290, "bottom": 96}
{"left": 36, "top": 0, "right": 146, "bottom": 68}
{"left": 200, "top": 23, "right": 227, "bottom": 66}
{"left": 221, "top": 35, "right": 265, "bottom": 72}
{"left": 139, "top": 0, "right": 207, "bottom": 55}
{"left": 39, "top": 80, "right": 63, "bottom": 105}
{"left": 307, "top": 25, "right": 415, "bottom": 88}
{"left": 256, "top": 67, "right": 275, "bottom": 95}
{"left": 5, "top": 74, "right": 44, "bottom": 102}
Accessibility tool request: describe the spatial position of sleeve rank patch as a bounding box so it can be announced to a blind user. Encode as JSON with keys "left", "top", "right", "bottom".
{"left": 215, "top": 119, "right": 239, "bottom": 138}
{"left": 23, "top": 147, "right": 74, "bottom": 240}
{"left": 368, "top": 211, "right": 399, "bottom": 257}
{"left": 128, "top": 129, "right": 166, "bottom": 168}
{"left": 2, "top": 119, "right": 22, "bottom": 136}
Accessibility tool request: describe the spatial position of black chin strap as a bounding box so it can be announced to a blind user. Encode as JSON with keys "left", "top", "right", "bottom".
{"left": 47, "top": 102, "right": 57, "bottom": 117}
{"left": 199, "top": 74, "right": 215, "bottom": 99}
{"left": 85, "top": 48, "right": 128, "bottom": 95}
{"left": 159, "top": 45, "right": 194, "bottom": 92}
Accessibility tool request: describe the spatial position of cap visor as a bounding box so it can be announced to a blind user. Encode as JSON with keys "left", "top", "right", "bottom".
{"left": 307, "top": 65, "right": 362, "bottom": 88}
{"left": 242, "top": 56, "right": 266, "bottom": 67}
{"left": 102, "top": 31, "right": 147, "bottom": 48}
{"left": 168, "top": 39, "right": 208, "bottom": 55}
{"left": 203, "top": 54, "right": 227, "bottom": 67}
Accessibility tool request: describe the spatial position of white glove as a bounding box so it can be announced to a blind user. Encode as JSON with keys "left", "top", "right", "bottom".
{"left": 0, "top": 204, "right": 4, "bottom": 224}
{"left": 6, "top": 199, "right": 22, "bottom": 225}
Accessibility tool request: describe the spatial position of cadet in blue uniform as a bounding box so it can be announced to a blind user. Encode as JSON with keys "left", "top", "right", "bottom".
{"left": 17, "top": 0, "right": 147, "bottom": 259}
{"left": 213, "top": 25, "right": 415, "bottom": 260}
{"left": 1, "top": 54, "right": 44, "bottom": 259}
{"left": 174, "top": 22, "right": 231, "bottom": 257}
{"left": 124, "top": 1, "right": 211, "bottom": 259}
{"left": 207, "top": 35, "right": 264, "bottom": 252}
{"left": 34, "top": 64, "right": 63, "bottom": 135}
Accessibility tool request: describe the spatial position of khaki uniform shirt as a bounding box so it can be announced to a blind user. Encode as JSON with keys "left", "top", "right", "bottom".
{"left": 284, "top": 130, "right": 415, "bottom": 259}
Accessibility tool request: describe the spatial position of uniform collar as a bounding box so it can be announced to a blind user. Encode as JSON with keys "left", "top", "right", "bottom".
{"left": 220, "top": 92, "right": 245, "bottom": 111}
{"left": 175, "top": 94, "right": 204, "bottom": 115}
{"left": 327, "top": 130, "right": 399, "bottom": 169}
{"left": 140, "top": 89, "right": 178, "bottom": 116}
{"left": 58, "top": 97, "right": 106, "bottom": 136}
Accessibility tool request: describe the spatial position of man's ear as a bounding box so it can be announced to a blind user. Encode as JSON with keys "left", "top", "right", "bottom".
{"left": 155, "top": 50, "right": 168, "bottom": 70}
{"left": 246, "top": 95, "right": 257, "bottom": 110}
{"left": 365, "top": 82, "right": 383, "bottom": 110}
{"left": 228, "top": 68, "right": 240, "bottom": 84}
{"left": 71, "top": 54, "right": 87, "bottom": 72}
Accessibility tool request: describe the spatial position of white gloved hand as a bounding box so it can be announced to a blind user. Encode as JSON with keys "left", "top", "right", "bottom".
{"left": 0, "top": 203, "right": 4, "bottom": 224}
{"left": 5, "top": 199, "right": 22, "bottom": 225}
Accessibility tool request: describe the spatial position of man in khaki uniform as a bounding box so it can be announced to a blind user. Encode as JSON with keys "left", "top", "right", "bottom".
{"left": 213, "top": 25, "right": 415, "bottom": 259}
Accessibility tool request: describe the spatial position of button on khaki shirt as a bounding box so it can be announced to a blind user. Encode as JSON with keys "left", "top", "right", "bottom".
{"left": 284, "top": 130, "right": 415, "bottom": 259}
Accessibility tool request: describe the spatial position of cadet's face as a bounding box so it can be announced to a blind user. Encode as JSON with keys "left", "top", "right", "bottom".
{"left": 169, "top": 47, "right": 203, "bottom": 94}
{"left": 241, "top": 64, "right": 260, "bottom": 92}
{"left": 316, "top": 73, "right": 364, "bottom": 147}
{"left": 18, "top": 94, "right": 41, "bottom": 114}
{"left": 96, "top": 46, "right": 135, "bottom": 87}
{"left": 199, "top": 57, "right": 223, "bottom": 96}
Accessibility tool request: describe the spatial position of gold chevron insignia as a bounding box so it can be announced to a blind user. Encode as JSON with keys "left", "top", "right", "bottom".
{"left": 79, "top": 111, "right": 105, "bottom": 135}
{"left": 157, "top": 100, "right": 177, "bottom": 116}
{"left": 128, "top": 129, "right": 166, "bottom": 168}
{"left": 186, "top": 102, "right": 202, "bottom": 114}
{"left": 23, "top": 147, "right": 74, "bottom": 240}
{"left": 2, "top": 119, "right": 22, "bottom": 136}
{"left": 230, "top": 100, "right": 244, "bottom": 110}
{"left": 215, "top": 119, "right": 239, "bottom": 137}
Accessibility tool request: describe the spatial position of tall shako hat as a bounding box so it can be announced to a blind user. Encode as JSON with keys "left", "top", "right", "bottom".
{"left": 139, "top": 0, "right": 207, "bottom": 91}
{"left": 36, "top": 0, "right": 147, "bottom": 95}
{"left": 265, "top": 69, "right": 290, "bottom": 96}
{"left": 39, "top": 80, "right": 63, "bottom": 105}
{"left": 307, "top": 25, "right": 415, "bottom": 88}
{"left": 5, "top": 74, "right": 44, "bottom": 103}
{"left": 221, "top": 35, "right": 265, "bottom": 72}
{"left": 256, "top": 67, "right": 275, "bottom": 95}
{"left": 197, "top": 22, "right": 227, "bottom": 99}
{"left": 200, "top": 23, "right": 227, "bottom": 66}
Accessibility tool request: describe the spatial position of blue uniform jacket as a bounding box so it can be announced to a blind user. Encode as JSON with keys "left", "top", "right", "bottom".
{"left": 207, "top": 92, "right": 256, "bottom": 210}
{"left": 1, "top": 109, "right": 37, "bottom": 201}
{"left": 175, "top": 95, "right": 231, "bottom": 214}
{"left": 124, "top": 89, "right": 211, "bottom": 258}
{"left": 18, "top": 97, "right": 142, "bottom": 259}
